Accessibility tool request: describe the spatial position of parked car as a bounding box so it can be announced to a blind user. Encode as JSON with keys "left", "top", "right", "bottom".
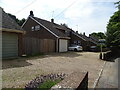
{"left": 68, "top": 45, "right": 83, "bottom": 51}
{"left": 90, "top": 46, "right": 97, "bottom": 51}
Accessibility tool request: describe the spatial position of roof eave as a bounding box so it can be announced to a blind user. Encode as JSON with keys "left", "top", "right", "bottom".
{"left": 1, "top": 28, "right": 25, "bottom": 34}
{"left": 59, "top": 37, "right": 71, "bottom": 39}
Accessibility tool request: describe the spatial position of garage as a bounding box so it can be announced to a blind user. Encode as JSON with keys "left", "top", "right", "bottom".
{"left": 2, "top": 29, "right": 24, "bottom": 59}
{"left": 59, "top": 39, "right": 68, "bottom": 52}
{"left": 2, "top": 8, "right": 24, "bottom": 59}
{"left": 2, "top": 32, "right": 18, "bottom": 59}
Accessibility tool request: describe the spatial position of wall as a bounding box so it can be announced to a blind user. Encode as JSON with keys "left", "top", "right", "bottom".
{"left": 23, "top": 17, "right": 56, "bottom": 40}
{"left": 51, "top": 72, "right": 88, "bottom": 89}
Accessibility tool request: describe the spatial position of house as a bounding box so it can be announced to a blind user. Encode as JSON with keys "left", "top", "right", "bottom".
{"left": 69, "top": 31, "right": 88, "bottom": 50}
{"left": 68, "top": 31, "right": 98, "bottom": 50}
{"left": 49, "top": 24, "right": 90, "bottom": 50}
{"left": 22, "top": 11, "right": 70, "bottom": 55}
{"left": 51, "top": 23, "right": 99, "bottom": 50}
{"left": 1, "top": 7, "right": 25, "bottom": 59}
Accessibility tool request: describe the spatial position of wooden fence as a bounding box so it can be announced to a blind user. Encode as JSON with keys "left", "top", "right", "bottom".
{"left": 23, "top": 37, "right": 55, "bottom": 55}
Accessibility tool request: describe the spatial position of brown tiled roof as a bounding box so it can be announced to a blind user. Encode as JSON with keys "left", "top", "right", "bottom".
{"left": 31, "top": 17, "right": 70, "bottom": 38}
{"left": 1, "top": 8, "right": 21, "bottom": 30}
{"left": 79, "top": 34, "right": 98, "bottom": 45}
{"left": 72, "top": 31, "right": 98, "bottom": 45}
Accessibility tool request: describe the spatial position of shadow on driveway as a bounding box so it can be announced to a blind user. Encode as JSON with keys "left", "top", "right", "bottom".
{"left": 2, "top": 52, "right": 82, "bottom": 69}
{"left": 2, "top": 58, "right": 33, "bottom": 69}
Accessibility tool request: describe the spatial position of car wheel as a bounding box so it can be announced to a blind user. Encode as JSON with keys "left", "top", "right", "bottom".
{"left": 74, "top": 48, "right": 77, "bottom": 52}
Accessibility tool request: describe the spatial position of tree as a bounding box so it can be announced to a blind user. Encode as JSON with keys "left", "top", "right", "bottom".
{"left": 89, "top": 32, "right": 106, "bottom": 39}
{"left": 17, "top": 18, "right": 26, "bottom": 26}
{"left": 8, "top": 13, "right": 25, "bottom": 26}
{"left": 106, "top": 1, "right": 120, "bottom": 52}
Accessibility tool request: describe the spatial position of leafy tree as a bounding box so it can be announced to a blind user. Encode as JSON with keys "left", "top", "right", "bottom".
{"left": 17, "top": 18, "right": 26, "bottom": 26}
{"left": 89, "top": 32, "right": 106, "bottom": 39}
{"left": 106, "top": 1, "right": 120, "bottom": 52}
{"left": 8, "top": 13, "right": 25, "bottom": 26}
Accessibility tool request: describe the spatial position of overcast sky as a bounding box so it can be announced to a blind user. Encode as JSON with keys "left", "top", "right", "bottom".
{"left": 0, "top": 0, "right": 118, "bottom": 36}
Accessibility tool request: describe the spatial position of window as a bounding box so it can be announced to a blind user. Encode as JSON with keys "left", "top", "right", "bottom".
{"left": 31, "top": 26, "right": 34, "bottom": 31}
{"left": 65, "top": 31, "right": 70, "bottom": 36}
{"left": 74, "top": 41, "right": 77, "bottom": 44}
{"left": 78, "top": 41, "right": 81, "bottom": 44}
{"left": 35, "top": 25, "right": 40, "bottom": 30}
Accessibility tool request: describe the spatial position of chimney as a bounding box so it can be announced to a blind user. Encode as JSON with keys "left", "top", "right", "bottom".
{"left": 29, "top": 10, "right": 34, "bottom": 17}
{"left": 51, "top": 18, "right": 54, "bottom": 23}
{"left": 83, "top": 32, "right": 85, "bottom": 36}
{"left": 76, "top": 31, "right": 78, "bottom": 34}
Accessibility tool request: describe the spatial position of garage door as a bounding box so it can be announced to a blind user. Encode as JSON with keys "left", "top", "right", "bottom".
{"left": 59, "top": 39, "right": 68, "bottom": 52}
{"left": 2, "top": 32, "right": 18, "bottom": 59}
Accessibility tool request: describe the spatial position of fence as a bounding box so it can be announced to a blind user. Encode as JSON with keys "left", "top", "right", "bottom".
{"left": 23, "top": 37, "right": 55, "bottom": 55}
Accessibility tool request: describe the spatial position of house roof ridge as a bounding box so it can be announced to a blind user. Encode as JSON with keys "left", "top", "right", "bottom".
{"left": 30, "top": 16, "right": 70, "bottom": 39}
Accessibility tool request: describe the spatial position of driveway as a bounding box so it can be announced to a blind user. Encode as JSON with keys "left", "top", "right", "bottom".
{"left": 2, "top": 52, "right": 105, "bottom": 88}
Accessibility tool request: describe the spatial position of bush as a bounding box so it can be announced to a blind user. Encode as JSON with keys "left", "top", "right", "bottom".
{"left": 96, "top": 44, "right": 107, "bottom": 52}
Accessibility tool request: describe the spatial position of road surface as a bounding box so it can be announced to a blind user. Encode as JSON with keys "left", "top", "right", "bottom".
{"left": 96, "top": 58, "right": 119, "bottom": 89}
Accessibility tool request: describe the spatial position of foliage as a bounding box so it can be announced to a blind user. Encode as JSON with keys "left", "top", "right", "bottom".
{"left": 38, "top": 79, "right": 61, "bottom": 89}
{"left": 115, "top": 1, "right": 120, "bottom": 10}
{"left": 89, "top": 32, "right": 106, "bottom": 39}
{"left": 96, "top": 44, "right": 107, "bottom": 49}
{"left": 106, "top": 1, "right": 120, "bottom": 52}
{"left": 8, "top": 13, "right": 26, "bottom": 26}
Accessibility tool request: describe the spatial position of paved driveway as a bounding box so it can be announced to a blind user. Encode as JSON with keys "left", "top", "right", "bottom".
{"left": 96, "top": 58, "right": 119, "bottom": 88}
{"left": 2, "top": 52, "right": 105, "bottom": 88}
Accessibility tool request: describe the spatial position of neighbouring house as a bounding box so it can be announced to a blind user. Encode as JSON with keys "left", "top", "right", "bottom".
{"left": 68, "top": 31, "right": 98, "bottom": 50}
{"left": 53, "top": 23, "right": 99, "bottom": 50}
{"left": 22, "top": 11, "right": 70, "bottom": 55}
{"left": 1, "top": 7, "right": 25, "bottom": 59}
{"left": 78, "top": 33, "right": 98, "bottom": 50}
{"left": 69, "top": 31, "right": 88, "bottom": 50}
{"left": 50, "top": 24, "right": 90, "bottom": 51}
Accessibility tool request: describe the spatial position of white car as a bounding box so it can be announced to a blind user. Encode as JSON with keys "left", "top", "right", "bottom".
{"left": 68, "top": 45, "right": 83, "bottom": 51}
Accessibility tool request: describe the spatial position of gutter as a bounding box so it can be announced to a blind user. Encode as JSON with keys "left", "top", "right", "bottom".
{"left": 1, "top": 28, "right": 26, "bottom": 34}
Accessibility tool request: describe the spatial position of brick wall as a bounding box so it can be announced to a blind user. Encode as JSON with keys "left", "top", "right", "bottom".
{"left": 51, "top": 72, "right": 88, "bottom": 90}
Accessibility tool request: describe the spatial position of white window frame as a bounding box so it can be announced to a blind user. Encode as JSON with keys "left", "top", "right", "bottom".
{"left": 31, "top": 26, "right": 34, "bottom": 31}
{"left": 35, "top": 25, "right": 40, "bottom": 31}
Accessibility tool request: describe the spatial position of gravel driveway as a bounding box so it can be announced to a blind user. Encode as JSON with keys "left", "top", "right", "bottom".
{"left": 2, "top": 52, "right": 105, "bottom": 88}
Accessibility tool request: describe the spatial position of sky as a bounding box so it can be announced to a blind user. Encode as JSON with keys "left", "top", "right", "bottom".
{"left": 0, "top": 0, "right": 119, "bottom": 36}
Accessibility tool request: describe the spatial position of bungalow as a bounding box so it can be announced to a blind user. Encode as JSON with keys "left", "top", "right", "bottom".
{"left": 1, "top": 8, "right": 25, "bottom": 59}
{"left": 22, "top": 11, "right": 70, "bottom": 55}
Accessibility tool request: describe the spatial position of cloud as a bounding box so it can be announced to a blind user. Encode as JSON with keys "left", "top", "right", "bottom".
{"left": 0, "top": 0, "right": 117, "bottom": 35}
{"left": 64, "top": 2, "right": 94, "bottom": 19}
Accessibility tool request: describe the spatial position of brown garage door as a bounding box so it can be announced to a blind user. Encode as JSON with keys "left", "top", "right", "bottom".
{"left": 24, "top": 37, "right": 55, "bottom": 55}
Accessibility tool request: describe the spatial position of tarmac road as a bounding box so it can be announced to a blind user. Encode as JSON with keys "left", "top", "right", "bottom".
{"left": 96, "top": 58, "right": 119, "bottom": 89}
